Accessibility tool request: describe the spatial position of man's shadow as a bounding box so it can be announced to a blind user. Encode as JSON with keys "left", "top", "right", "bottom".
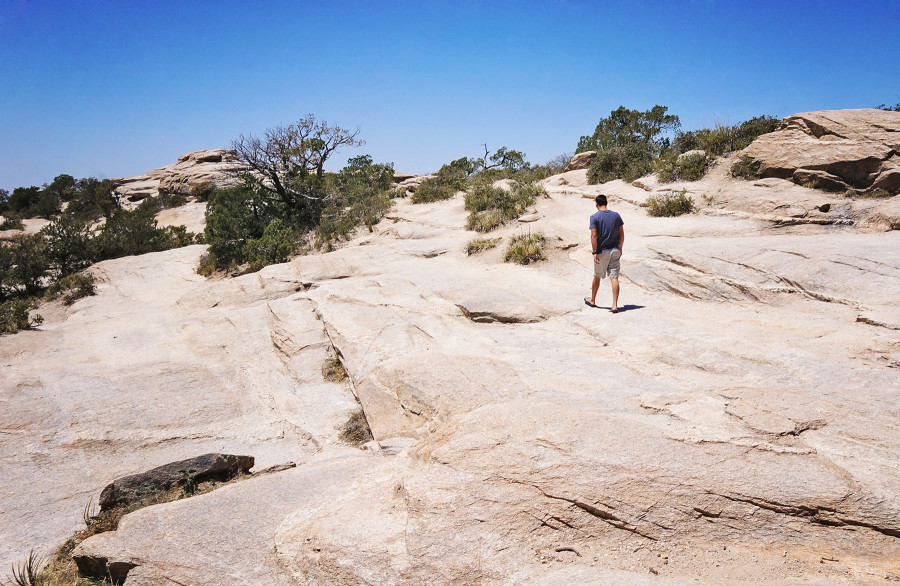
{"left": 598, "top": 304, "right": 645, "bottom": 313}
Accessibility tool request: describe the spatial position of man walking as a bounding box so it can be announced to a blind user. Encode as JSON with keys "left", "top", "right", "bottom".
{"left": 584, "top": 194, "right": 624, "bottom": 313}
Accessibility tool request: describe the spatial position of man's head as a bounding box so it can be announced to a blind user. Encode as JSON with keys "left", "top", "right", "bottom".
{"left": 595, "top": 194, "right": 608, "bottom": 208}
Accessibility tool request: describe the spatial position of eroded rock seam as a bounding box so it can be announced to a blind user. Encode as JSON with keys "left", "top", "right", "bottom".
{"left": 312, "top": 305, "right": 374, "bottom": 439}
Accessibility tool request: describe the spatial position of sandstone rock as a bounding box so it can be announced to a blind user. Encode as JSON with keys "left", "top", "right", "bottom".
{"left": 564, "top": 150, "right": 597, "bottom": 171}
{"left": 392, "top": 171, "right": 417, "bottom": 183}
{"left": 3, "top": 112, "right": 900, "bottom": 584}
{"left": 112, "top": 148, "right": 246, "bottom": 203}
{"left": 98, "top": 453, "right": 254, "bottom": 511}
{"left": 676, "top": 149, "right": 706, "bottom": 163}
{"left": 394, "top": 174, "right": 433, "bottom": 195}
{"left": 741, "top": 108, "right": 900, "bottom": 194}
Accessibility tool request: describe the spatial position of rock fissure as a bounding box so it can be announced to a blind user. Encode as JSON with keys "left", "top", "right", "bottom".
{"left": 711, "top": 492, "right": 900, "bottom": 539}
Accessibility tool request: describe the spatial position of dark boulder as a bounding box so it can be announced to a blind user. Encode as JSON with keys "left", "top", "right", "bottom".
{"left": 98, "top": 453, "right": 254, "bottom": 511}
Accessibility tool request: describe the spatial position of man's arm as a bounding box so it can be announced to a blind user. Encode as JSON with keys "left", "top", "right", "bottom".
{"left": 618, "top": 225, "right": 625, "bottom": 253}
{"left": 591, "top": 228, "right": 599, "bottom": 263}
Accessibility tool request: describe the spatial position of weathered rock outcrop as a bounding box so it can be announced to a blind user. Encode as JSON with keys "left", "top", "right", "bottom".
{"left": 112, "top": 148, "right": 246, "bottom": 202}
{"left": 98, "top": 453, "right": 254, "bottom": 510}
{"left": 2, "top": 109, "right": 899, "bottom": 584}
{"left": 742, "top": 108, "right": 900, "bottom": 194}
{"left": 564, "top": 150, "right": 597, "bottom": 171}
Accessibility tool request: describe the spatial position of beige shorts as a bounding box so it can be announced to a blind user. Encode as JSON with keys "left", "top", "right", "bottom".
{"left": 593, "top": 249, "right": 621, "bottom": 278}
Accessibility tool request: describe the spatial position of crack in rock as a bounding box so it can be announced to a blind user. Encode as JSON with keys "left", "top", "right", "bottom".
{"left": 456, "top": 304, "right": 547, "bottom": 324}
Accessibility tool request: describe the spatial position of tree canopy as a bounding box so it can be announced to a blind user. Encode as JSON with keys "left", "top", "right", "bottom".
{"left": 232, "top": 113, "right": 364, "bottom": 215}
{"left": 576, "top": 105, "right": 680, "bottom": 155}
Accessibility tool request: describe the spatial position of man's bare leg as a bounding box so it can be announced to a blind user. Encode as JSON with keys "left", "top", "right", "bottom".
{"left": 587, "top": 276, "right": 601, "bottom": 305}
{"left": 610, "top": 277, "right": 620, "bottom": 312}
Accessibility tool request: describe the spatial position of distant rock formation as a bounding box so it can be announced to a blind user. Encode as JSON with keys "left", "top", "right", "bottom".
{"left": 742, "top": 109, "right": 900, "bottom": 194}
{"left": 112, "top": 149, "right": 246, "bottom": 203}
{"left": 564, "top": 150, "right": 597, "bottom": 171}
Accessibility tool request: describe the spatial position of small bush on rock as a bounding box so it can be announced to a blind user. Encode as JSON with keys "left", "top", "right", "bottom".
{"left": 243, "top": 218, "right": 296, "bottom": 266}
{"left": 731, "top": 155, "right": 763, "bottom": 179}
{"left": 340, "top": 408, "right": 373, "bottom": 445}
{"left": 44, "top": 272, "right": 96, "bottom": 306}
{"left": 646, "top": 190, "right": 695, "bottom": 217}
{"left": 464, "top": 181, "right": 537, "bottom": 232}
{"left": 466, "top": 237, "right": 501, "bottom": 255}
{"left": 587, "top": 145, "right": 655, "bottom": 184}
{"left": 504, "top": 232, "right": 546, "bottom": 264}
{"left": 138, "top": 192, "right": 188, "bottom": 213}
{"left": 411, "top": 166, "right": 468, "bottom": 203}
{"left": 1, "top": 215, "right": 24, "bottom": 231}
{"left": 0, "top": 298, "right": 43, "bottom": 334}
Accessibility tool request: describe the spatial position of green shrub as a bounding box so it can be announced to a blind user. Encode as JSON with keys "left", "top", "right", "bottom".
{"left": 655, "top": 151, "right": 678, "bottom": 183}
{"left": 5, "top": 234, "right": 50, "bottom": 296}
{"left": 0, "top": 298, "right": 43, "bottom": 334}
{"left": 464, "top": 181, "right": 537, "bottom": 232}
{"left": 162, "top": 225, "right": 204, "bottom": 248}
{"left": 646, "top": 190, "right": 695, "bottom": 217}
{"left": 204, "top": 184, "right": 274, "bottom": 266}
{"left": 466, "top": 237, "right": 501, "bottom": 255}
{"left": 1, "top": 215, "right": 24, "bottom": 231}
{"left": 44, "top": 272, "right": 96, "bottom": 305}
{"left": 315, "top": 155, "right": 394, "bottom": 249}
{"left": 676, "top": 151, "right": 709, "bottom": 181}
{"left": 41, "top": 213, "right": 95, "bottom": 278}
{"left": 189, "top": 181, "right": 217, "bottom": 202}
{"left": 243, "top": 218, "right": 296, "bottom": 266}
{"left": 65, "top": 178, "right": 119, "bottom": 222}
{"left": 92, "top": 208, "right": 172, "bottom": 261}
{"left": 196, "top": 252, "right": 218, "bottom": 276}
{"left": 730, "top": 155, "right": 763, "bottom": 179}
{"left": 467, "top": 209, "right": 505, "bottom": 232}
{"left": 504, "top": 232, "right": 546, "bottom": 264}
{"left": 674, "top": 116, "right": 780, "bottom": 158}
{"left": 411, "top": 166, "right": 468, "bottom": 203}
{"left": 587, "top": 145, "right": 655, "bottom": 184}
{"left": 138, "top": 192, "right": 188, "bottom": 213}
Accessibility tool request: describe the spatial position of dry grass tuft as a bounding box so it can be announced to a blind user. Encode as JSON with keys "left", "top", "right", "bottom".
{"left": 340, "top": 408, "right": 373, "bottom": 445}
{"left": 465, "top": 237, "right": 502, "bottom": 255}
{"left": 322, "top": 356, "right": 348, "bottom": 382}
{"left": 504, "top": 232, "right": 546, "bottom": 265}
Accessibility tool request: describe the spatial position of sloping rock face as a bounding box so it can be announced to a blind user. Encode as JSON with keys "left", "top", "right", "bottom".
{"left": 742, "top": 108, "right": 900, "bottom": 194}
{"left": 112, "top": 149, "right": 246, "bottom": 202}
{"left": 2, "top": 119, "right": 900, "bottom": 583}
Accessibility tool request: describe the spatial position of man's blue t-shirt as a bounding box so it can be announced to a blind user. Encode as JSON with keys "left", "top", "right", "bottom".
{"left": 589, "top": 210, "right": 624, "bottom": 253}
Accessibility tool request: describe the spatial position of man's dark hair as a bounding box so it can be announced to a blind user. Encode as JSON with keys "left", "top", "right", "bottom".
{"left": 595, "top": 194, "right": 607, "bottom": 207}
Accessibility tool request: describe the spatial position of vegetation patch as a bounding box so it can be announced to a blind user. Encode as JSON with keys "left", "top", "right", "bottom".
{"left": 44, "top": 273, "right": 96, "bottom": 306}
{"left": 411, "top": 167, "right": 468, "bottom": 204}
{"left": 322, "top": 355, "right": 348, "bottom": 382}
{"left": 1, "top": 215, "right": 25, "bottom": 231}
{"left": 578, "top": 106, "right": 778, "bottom": 185}
{"left": 136, "top": 191, "right": 188, "bottom": 214}
{"left": 730, "top": 155, "right": 764, "bottom": 179}
{"left": 464, "top": 181, "right": 538, "bottom": 232}
{"left": 0, "top": 298, "right": 43, "bottom": 334}
{"left": 466, "top": 237, "right": 502, "bottom": 255}
{"left": 646, "top": 190, "right": 695, "bottom": 217}
{"left": 504, "top": 232, "right": 546, "bottom": 265}
{"left": 340, "top": 408, "right": 373, "bottom": 445}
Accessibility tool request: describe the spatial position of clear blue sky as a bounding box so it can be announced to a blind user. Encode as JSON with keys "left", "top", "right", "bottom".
{"left": 1, "top": 0, "right": 898, "bottom": 190}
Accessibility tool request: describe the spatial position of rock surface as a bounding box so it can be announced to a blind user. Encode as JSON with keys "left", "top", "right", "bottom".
{"left": 564, "top": 150, "right": 597, "bottom": 171}
{"left": 112, "top": 148, "right": 246, "bottom": 203}
{"left": 2, "top": 110, "right": 900, "bottom": 584}
{"left": 742, "top": 108, "right": 900, "bottom": 194}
